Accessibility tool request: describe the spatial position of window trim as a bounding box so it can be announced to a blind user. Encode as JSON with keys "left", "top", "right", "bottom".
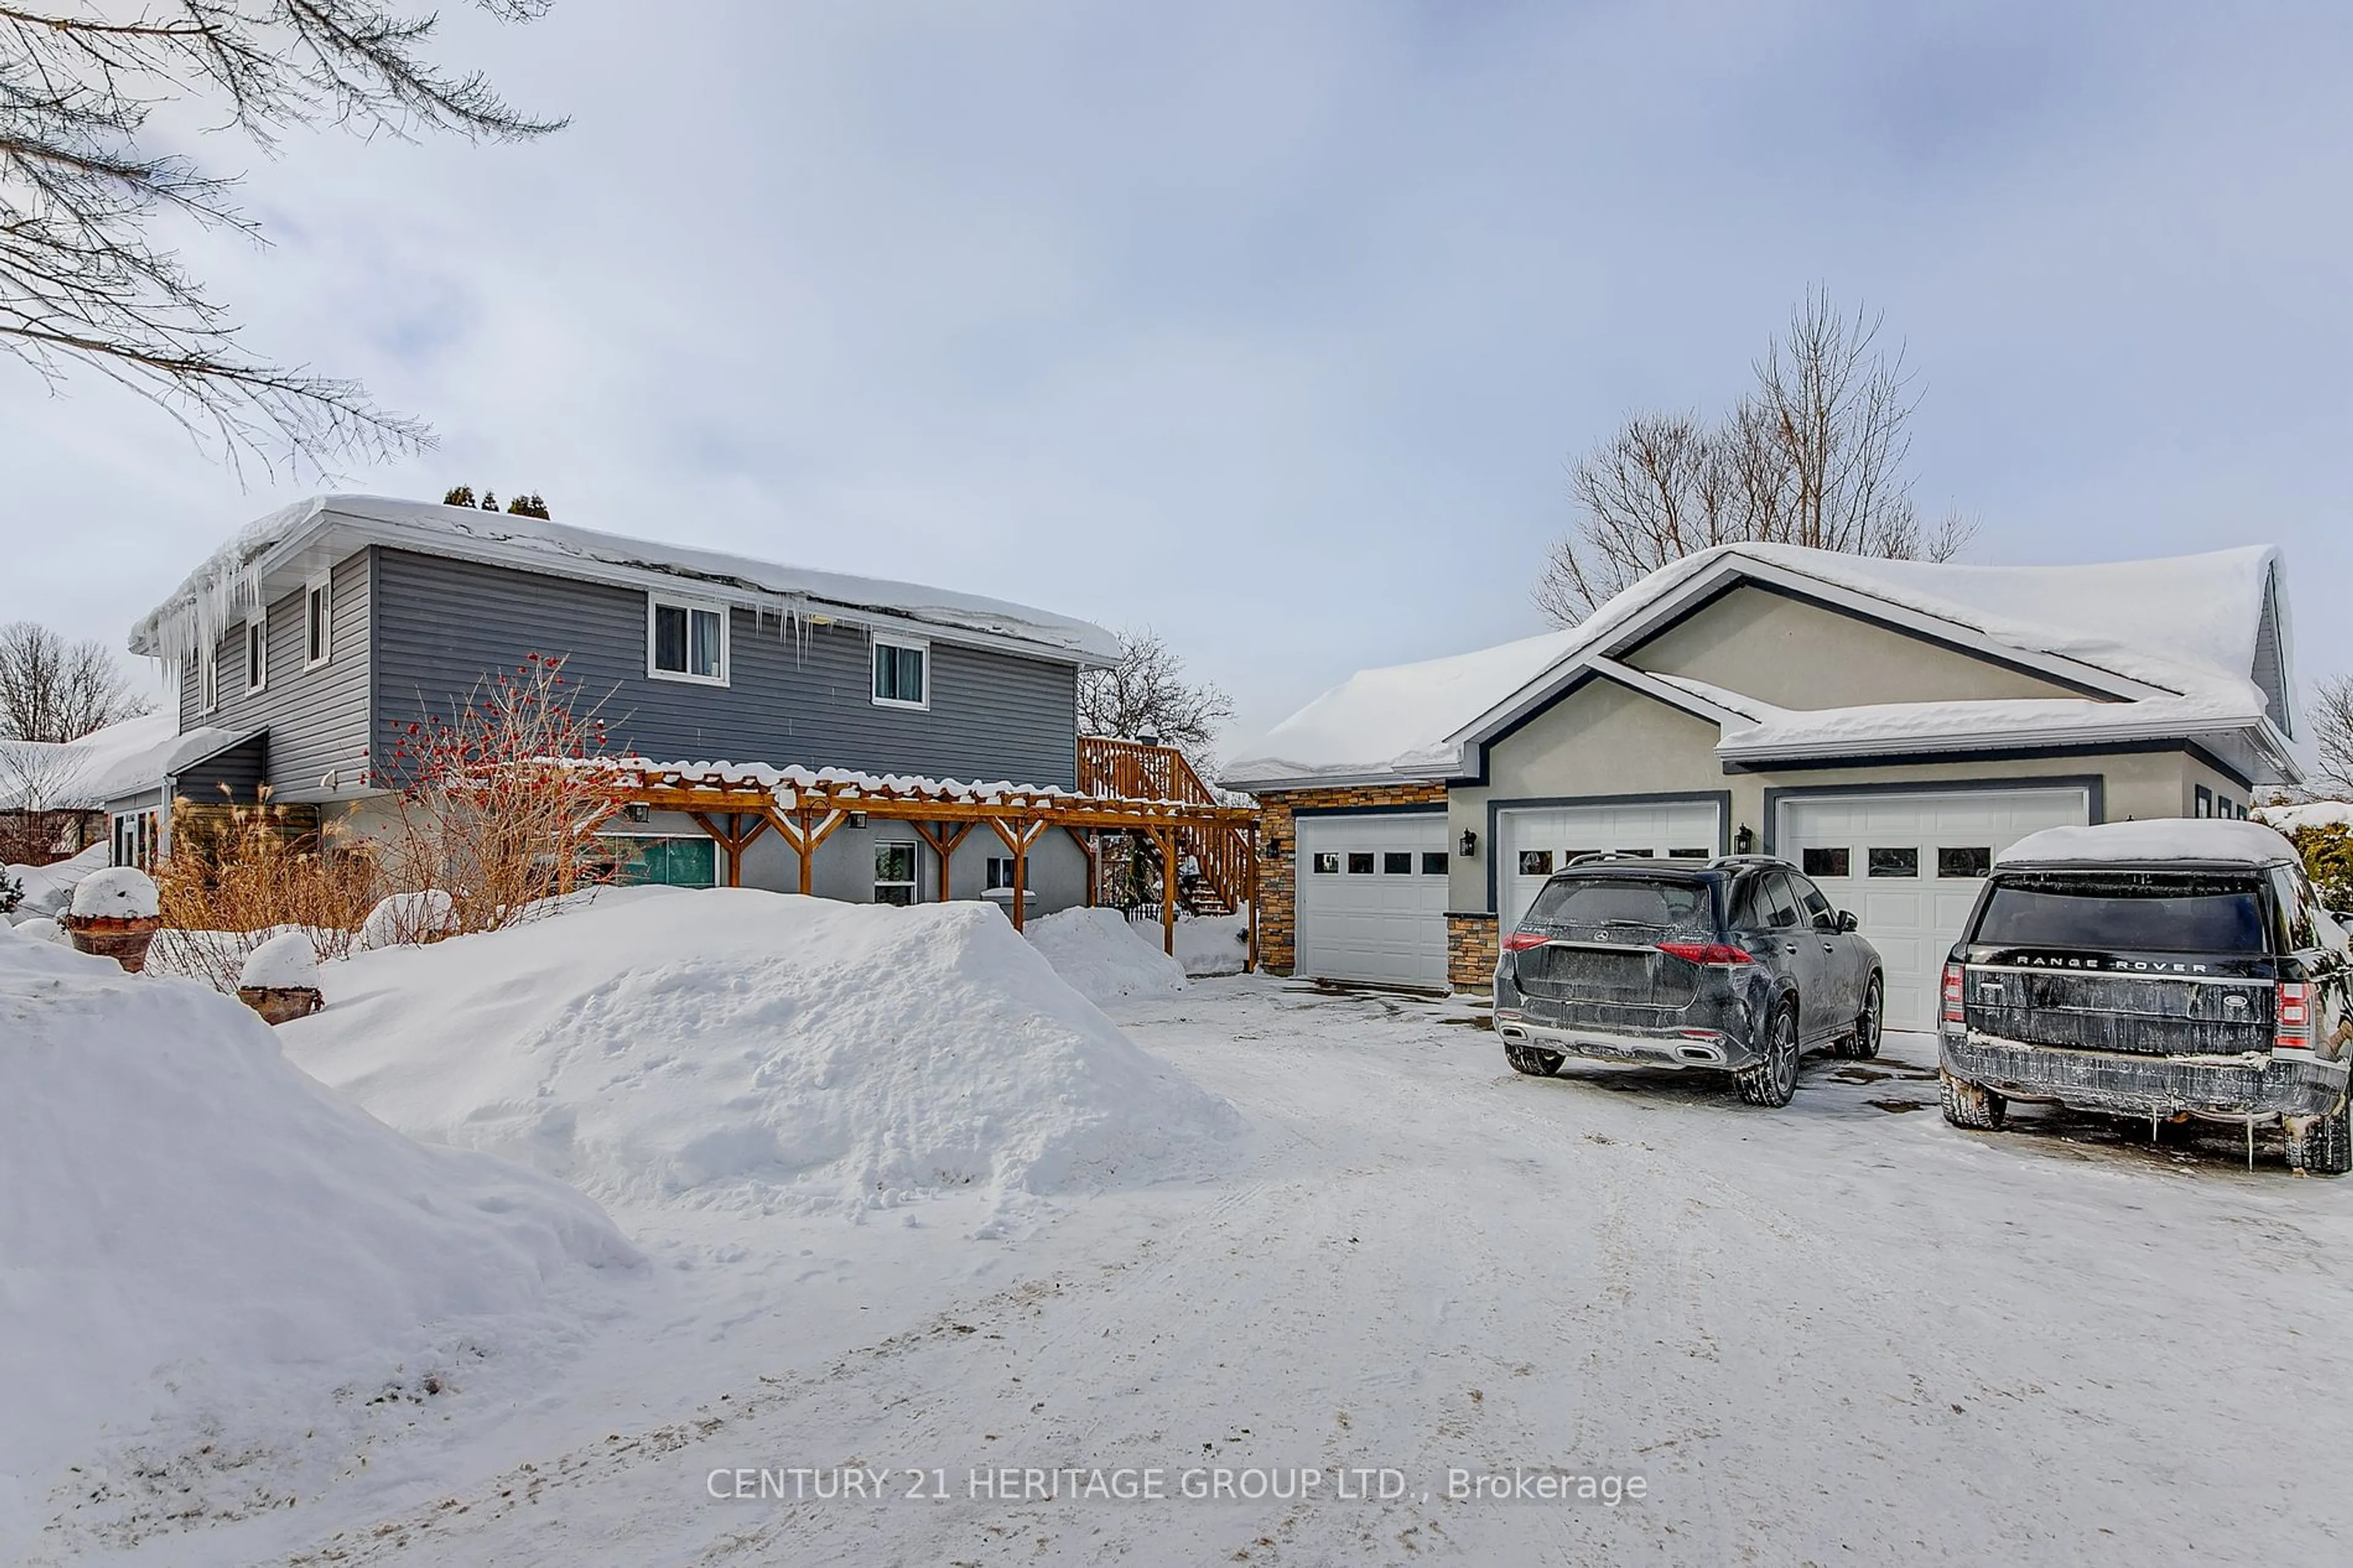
{"left": 303, "top": 575, "right": 332, "bottom": 669}
{"left": 243, "top": 613, "right": 267, "bottom": 695}
{"left": 875, "top": 840, "right": 920, "bottom": 905}
{"left": 199, "top": 648, "right": 219, "bottom": 715}
{"left": 870, "top": 632, "right": 931, "bottom": 711}
{"left": 645, "top": 592, "right": 730, "bottom": 687}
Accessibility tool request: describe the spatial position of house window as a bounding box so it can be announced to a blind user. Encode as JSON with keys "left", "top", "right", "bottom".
{"left": 1346, "top": 852, "right": 1375, "bottom": 874}
{"left": 1937, "top": 846, "right": 1991, "bottom": 879}
{"left": 200, "top": 650, "right": 219, "bottom": 714}
{"left": 305, "top": 579, "right": 332, "bottom": 667}
{"left": 2195, "top": 786, "right": 2213, "bottom": 818}
{"left": 1384, "top": 851, "right": 1413, "bottom": 874}
{"left": 1868, "top": 847, "right": 1919, "bottom": 878}
{"left": 1518, "top": 849, "right": 1553, "bottom": 876}
{"left": 243, "top": 616, "right": 267, "bottom": 693}
{"left": 985, "top": 855, "right": 1019, "bottom": 890}
{"left": 1802, "top": 847, "right": 1850, "bottom": 878}
{"left": 873, "top": 635, "right": 928, "bottom": 709}
{"left": 876, "top": 842, "right": 919, "bottom": 905}
{"left": 599, "top": 835, "right": 716, "bottom": 888}
{"left": 648, "top": 594, "right": 727, "bottom": 684}
{"left": 1421, "top": 851, "right": 1448, "bottom": 875}
{"left": 1312, "top": 852, "right": 1340, "bottom": 874}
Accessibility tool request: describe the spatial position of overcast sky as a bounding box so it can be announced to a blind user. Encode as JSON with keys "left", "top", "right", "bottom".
{"left": 2, "top": 0, "right": 2347, "bottom": 751}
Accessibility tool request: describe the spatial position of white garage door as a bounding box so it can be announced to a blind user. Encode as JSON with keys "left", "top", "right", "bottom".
{"left": 1295, "top": 814, "right": 1450, "bottom": 990}
{"left": 1496, "top": 799, "right": 1722, "bottom": 932}
{"left": 1779, "top": 787, "right": 2092, "bottom": 1032}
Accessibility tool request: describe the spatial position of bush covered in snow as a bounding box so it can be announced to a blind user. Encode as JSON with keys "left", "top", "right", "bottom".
{"left": 283, "top": 888, "right": 1237, "bottom": 1217}
{"left": 357, "top": 887, "right": 458, "bottom": 950}
{"left": 0, "top": 935, "right": 635, "bottom": 1550}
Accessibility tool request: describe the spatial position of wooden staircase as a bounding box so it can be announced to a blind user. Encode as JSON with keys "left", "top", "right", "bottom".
{"left": 1076, "top": 737, "right": 1254, "bottom": 916}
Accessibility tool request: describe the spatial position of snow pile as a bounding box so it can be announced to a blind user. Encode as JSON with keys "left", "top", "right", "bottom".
{"left": 282, "top": 888, "right": 1237, "bottom": 1216}
{"left": 357, "top": 888, "right": 457, "bottom": 949}
{"left": 1998, "top": 818, "right": 2298, "bottom": 868}
{"left": 239, "top": 929, "right": 320, "bottom": 990}
{"left": 69, "top": 865, "right": 159, "bottom": 920}
{"left": 2257, "top": 800, "right": 2353, "bottom": 833}
{"left": 4, "top": 842, "right": 108, "bottom": 918}
{"left": 1026, "top": 907, "right": 1187, "bottom": 1002}
{"left": 0, "top": 936, "right": 635, "bottom": 1547}
{"left": 9, "top": 915, "right": 65, "bottom": 944}
{"left": 1165, "top": 911, "right": 1250, "bottom": 976}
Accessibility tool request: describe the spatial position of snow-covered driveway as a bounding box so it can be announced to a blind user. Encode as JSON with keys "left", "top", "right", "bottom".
{"left": 210, "top": 980, "right": 2353, "bottom": 1565}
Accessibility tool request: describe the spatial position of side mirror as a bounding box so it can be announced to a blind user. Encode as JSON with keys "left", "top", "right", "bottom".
{"left": 1836, "top": 910, "right": 1860, "bottom": 934}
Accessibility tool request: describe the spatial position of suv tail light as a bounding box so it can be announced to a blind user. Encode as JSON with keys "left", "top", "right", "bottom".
{"left": 1655, "top": 941, "right": 1756, "bottom": 966}
{"left": 1501, "top": 931, "right": 1548, "bottom": 952}
{"left": 1941, "top": 961, "right": 1965, "bottom": 1026}
{"left": 2276, "top": 980, "right": 2315, "bottom": 1049}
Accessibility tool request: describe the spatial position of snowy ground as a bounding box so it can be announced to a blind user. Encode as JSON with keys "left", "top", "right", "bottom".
{"left": 45, "top": 975, "right": 2353, "bottom": 1567}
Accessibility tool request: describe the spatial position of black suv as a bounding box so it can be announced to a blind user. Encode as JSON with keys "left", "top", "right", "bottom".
{"left": 1938, "top": 820, "right": 2353, "bottom": 1173}
{"left": 1494, "top": 855, "right": 1885, "bottom": 1108}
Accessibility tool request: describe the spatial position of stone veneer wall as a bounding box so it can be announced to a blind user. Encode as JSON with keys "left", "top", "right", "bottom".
{"left": 1254, "top": 781, "right": 1449, "bottom": 976}
{"left": 1447, "top": 912, "right": 1499, "bottom": 993}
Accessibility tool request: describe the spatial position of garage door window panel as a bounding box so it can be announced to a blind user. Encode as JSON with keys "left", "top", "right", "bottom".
{"left": 1384, "top": 852, "right": 1413, "bottom": 874}
{"left": 1868, "top": 847, "right": 1920, "bottom": 878}
{"left": 1519, "top": 850, "right": 1553, "bottom": 876}
{"left": 1312, "top": 852, "right": 1339, "bottom": 874}
{"left": 1937, "top": 846, "right": 1991, "bottom": 879}
{"left": 1347, "top": 852, "right": 1375, "bottom": 874}
{"left": 1802, "top": 847, "right": 1850, "bottom": 878}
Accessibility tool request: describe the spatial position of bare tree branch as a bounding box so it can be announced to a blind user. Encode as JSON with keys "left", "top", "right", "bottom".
{"left": 0, "top": 619, "right": 153, "bottom": 742}
{"left": 0, "top": 2, "right": 563, "bottom": 476}
{"left": 2308, "top": 674, "right": 2353, "bottom": 798}
{"left": 1077, "top": 628, "right": 1235, "bottom": 775}
{"left": 1537, "top": 287, "right": 1979, "bottom": 624}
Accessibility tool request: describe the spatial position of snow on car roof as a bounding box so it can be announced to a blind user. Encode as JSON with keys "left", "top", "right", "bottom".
{"left": 1995, "top": 818, "right": 2300, "bottom": 869}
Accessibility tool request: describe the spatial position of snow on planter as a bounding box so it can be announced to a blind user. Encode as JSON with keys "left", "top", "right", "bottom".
{"left": 0, "top": 933, "right": 636, "bottom": 1548}
{"left": 67, "top": 865, "right": 160, "bottom": 920}
{"left": 238, "top": 928, "right": 321, "bottom": 991}
{"left": 357, "top": 887, "right": 458, "bottom": 949}
{"left": 1025, "top": 907, "right": 1188, "bottom": 1003}
{"left": 281, "top": 888, "right": 1238, "bottom": 1217}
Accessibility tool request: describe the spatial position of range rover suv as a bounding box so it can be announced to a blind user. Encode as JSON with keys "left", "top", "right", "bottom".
{"left": 1938, "top": 819, "right": 2353, "bottom": 1174}
{"left": 1494, "top": 855, "right": 1885, "bottom": 1108}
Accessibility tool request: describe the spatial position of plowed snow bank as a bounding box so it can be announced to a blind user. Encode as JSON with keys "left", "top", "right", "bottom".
{"left": 282, "top": 888, "right": 1235, "bottom": 1216}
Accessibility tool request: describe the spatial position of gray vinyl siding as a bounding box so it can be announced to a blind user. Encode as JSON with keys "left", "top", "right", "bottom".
{"left": 175, "top": 733, "right": 269, "bottom": 806}
{"left": 369, "top": 548, "right": 1082, "bottom": 787}
{"left": 180, "top": 552, "right": 376, "bottom": 800}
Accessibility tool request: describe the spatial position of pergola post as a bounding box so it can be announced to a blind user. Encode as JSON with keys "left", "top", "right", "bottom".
{"left": 985, "top": 817, "right": 1048, "bottom": 931}
{"left": 1159, "top": 827, "right": 1177, "bottom": 955}
{"left": 689, "top": 809, "right": 770, "bottom": 888}
{"left": 911, "top": 820, "right": 974, "bottom": 903}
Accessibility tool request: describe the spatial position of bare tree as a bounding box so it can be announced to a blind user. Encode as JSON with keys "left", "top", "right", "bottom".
{"left": 0, "top": 620, "right": 151, "bottom": 741}
{"left": 2306, "top": 674, "right": 2353, "bottom": 797}
{"left": 1, "top": 2, "right": 565, "bottom": 474}
{"left": 1077, "top": 629, "right": 1235, "bottom": 765}
{"left": 1537, "top": 288, "right": 1975, "bottom": 626}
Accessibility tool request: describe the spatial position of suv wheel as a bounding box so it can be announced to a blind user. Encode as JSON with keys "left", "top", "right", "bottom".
{"left": 1844, "top": 977, "right": 1883, "bottom": 1060}
{"left": 1939, "top": 1070, "right": 2007, "bottom": 1131}
{"left": 1505, "top": 1042, "right": 1563, "bottom": 1077}
{"left": 1736, "top": 1004, "right": 1799, "bottom": 1108}
{"left": 2285, "top": 1099, "right": 2353, "bottom": 1176}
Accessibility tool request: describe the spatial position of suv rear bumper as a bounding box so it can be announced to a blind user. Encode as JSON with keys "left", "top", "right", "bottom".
{"left": 1496, "top": 1013, "right": 1762, "bottom": 1072}
{"left": 1942, "top": 1031, "right": 2350, "bottom": 1121}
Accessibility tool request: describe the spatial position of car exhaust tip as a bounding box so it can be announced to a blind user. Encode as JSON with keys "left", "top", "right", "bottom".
{"left": 1676, "top": 1043, "right": 1723, "bottom": 1064}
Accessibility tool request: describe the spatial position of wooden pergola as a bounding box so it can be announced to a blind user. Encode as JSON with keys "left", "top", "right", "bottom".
{"left": 594, "top": 762, "right": 1261, "bottom": 964}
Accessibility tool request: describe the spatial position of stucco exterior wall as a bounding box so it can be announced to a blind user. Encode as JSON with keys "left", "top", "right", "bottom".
{"left": 1622, "top": 583, "right": 2093, "bottom": 708}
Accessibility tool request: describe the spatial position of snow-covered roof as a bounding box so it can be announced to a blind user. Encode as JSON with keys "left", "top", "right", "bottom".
{"left": 0, "top": 712, "right": 256, "bottom": 811}
{"left": 604, "top": 756, "right": 1083, "bottom": 807}
{"left": 1996, "top": 819, "right": 2298, "bottom": 869}
{"left": 1224, "top": 541, "right": 2294, "bottom": 791}
{"left": 127, "top": 495, "right": 1121, "bottom": 668}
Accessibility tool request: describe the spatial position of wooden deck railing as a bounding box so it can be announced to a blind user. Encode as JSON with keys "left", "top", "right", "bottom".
{"left": 1077, "top": 737, "right": 1254, "bottom": 915}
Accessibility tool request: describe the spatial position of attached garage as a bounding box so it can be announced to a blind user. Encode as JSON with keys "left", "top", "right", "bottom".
{"left": 1495, "top": 797, "right": 1724, "bottom": 931}
{"left": 1776, "top": 786, "right": 2093, "bottom": 1031}
{"left": 1294, "top": 812, "right": 1450, "bottom": 989}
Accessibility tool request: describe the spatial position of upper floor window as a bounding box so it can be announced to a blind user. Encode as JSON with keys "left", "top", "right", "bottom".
{"left": 305, "top": 578, "right": 332, "bottom": 668}
{"left": 648, "top": 594, "right": 727, "bottom": 685}
{"left": 872, "top": 634, "right": 928, "bottom": 710}
{"left": 244, "top": 616, "right": 267, "bottom": 694}
{"left": 200, "top": 650, "right": 219, "bottom": 714}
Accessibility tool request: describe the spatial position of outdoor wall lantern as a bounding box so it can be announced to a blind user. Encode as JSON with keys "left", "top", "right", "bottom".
{"left": 1735, "top": 824, "right": 1756, "bottom": 855}
{"left": 1262, "top": 836, "right": 1284, "bottom": 860}
{"left": 848, "top": 810, "right": 869, "bottom": 829}
{"left": 625, "top": 802, "right": 651, "bottom": 824}
{"left": 1459, "top": 828, "right": 1479, "bottom": 857}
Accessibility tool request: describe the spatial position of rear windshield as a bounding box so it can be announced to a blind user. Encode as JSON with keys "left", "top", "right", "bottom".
{"left": 1523, "top": 876, "right": 1715, "bottom": 937}
{"left": 1975, "top": 873, "right": 2269, "bottom": 954}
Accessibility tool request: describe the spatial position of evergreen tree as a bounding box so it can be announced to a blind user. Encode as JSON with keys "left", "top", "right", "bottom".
{"left": 442, "top": 485, "right": 476, "bottom": 508}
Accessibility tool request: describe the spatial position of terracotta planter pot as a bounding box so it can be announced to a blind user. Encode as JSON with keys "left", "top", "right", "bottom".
{"left": 63, "top": 914, "right": 162, "bottom": 973}
{"left": 238, "top": 985, "right": 325, "bottom": 1025}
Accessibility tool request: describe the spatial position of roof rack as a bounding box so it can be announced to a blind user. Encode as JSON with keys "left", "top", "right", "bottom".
{"left": 1708, "top": 853, "right": 1796, "bottom": 870}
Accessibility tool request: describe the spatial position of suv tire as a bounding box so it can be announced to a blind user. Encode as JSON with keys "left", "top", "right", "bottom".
{"left": 2286, "top": 1098, "right": 2353, "bottom": 1176}
{"left": 1505, "top": 1042, "right": 1563, "bottom": 1077}
{"left": 1843, "top": 977, "right": 1884, "bottom": 1061}
{"left": 1736, "top": 1004, "right": 1800, "bottom": 1108}
{"left": 1939, "top": 1070, "right": 2007, "bottom": 1131}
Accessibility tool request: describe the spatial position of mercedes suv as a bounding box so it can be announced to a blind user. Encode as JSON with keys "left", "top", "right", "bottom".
{"left": 1937, "top": 819, "right": 2353, "bottom": 1174}
{"left": 1494, "top": 855, "right": 1885, "bottom": 1108}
